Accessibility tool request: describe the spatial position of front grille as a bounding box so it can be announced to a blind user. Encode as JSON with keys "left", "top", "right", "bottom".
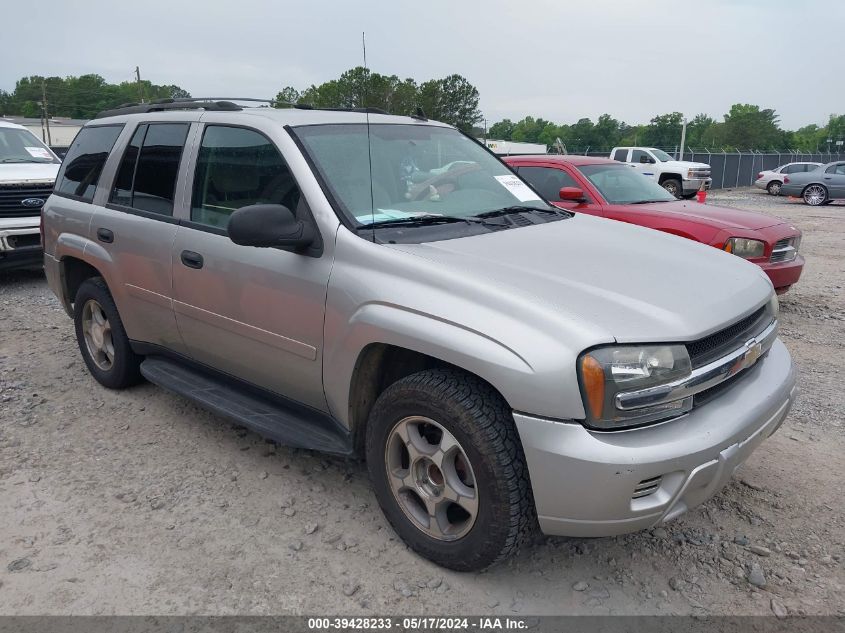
{"left": 686, "top": 305, "right": 771, "bottom": 369}
{"left": 689, "top": 169, "right": 711, "bottom": 178}
{"left": 0, "top": 183, "right": 53, "bottom": 218}
{"left": 770, "top": 237, "right": 797, "bottom": 263}
{"left": 632, "top": 476, "right": 662, "bottom": 499}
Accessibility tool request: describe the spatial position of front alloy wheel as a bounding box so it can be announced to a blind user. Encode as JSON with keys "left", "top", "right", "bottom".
{"left": 803, "top": 184, "right": 828, "bottom": 206}
{"left": 385, "top": 416, "right": 478, "bottom": 541}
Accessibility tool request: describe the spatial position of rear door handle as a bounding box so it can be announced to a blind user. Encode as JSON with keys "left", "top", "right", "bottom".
{"left": 96, "top": 228, "right": 114, "bottom": 243}
{"left": 180, "top": 250, "right": 204, "bottom": 269}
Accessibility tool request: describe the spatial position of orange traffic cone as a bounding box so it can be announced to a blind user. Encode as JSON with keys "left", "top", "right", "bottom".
{"left": 696, "top": 180, "right": 707, "bottom": 203}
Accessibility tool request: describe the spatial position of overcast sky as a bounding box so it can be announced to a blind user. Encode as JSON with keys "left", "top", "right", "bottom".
{"left": 2, "top": 0, "right": 843, "bottom": 129}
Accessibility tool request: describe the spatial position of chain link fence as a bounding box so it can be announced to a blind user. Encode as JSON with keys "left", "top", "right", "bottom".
{"left": 571, "top": 148, "right": 845, "bottom": 190}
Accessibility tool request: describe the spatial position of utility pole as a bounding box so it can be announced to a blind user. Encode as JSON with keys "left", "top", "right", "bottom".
{"left": 135, "top": 66, "right": 144, "bottom": 103}
{"left": 678, "top": 116, "right": 687, "bottom": 161}
{"left": 41, "top": 80, "right": 52, "bottom": 146}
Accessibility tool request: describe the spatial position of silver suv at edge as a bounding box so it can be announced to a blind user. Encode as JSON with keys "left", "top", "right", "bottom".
{"left": 42, "top": 99, "right": 797, "bottom": 570}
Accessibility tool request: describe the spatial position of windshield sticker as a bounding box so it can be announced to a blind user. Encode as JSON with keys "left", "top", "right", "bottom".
{"left": 494, "top": 175, "right": 541, "bottom": 202}
{"left": 24, "top": 146, "right": 53, "bottom": 159}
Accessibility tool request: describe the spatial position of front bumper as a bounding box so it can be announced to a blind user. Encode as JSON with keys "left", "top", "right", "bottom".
{"left": 0, "top": 224, "right": 42, "bottom": 271}
{"left": 515, "top": 338, "right": 796, "bottom": 537}
{"left": 681, "top": 177, "right": 712, "bottom": 194}
{"left": 760, "top": 255, "right": 804, "bottom": 293}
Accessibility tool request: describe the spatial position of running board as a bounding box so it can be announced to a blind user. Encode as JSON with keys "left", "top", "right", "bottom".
{"left": 140, "top": 356, "right": 354, "bottom": 456}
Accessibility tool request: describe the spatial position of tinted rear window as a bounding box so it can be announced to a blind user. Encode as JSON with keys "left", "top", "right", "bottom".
{"left": 55, "top": 125, "right": 123, "bottom": 201}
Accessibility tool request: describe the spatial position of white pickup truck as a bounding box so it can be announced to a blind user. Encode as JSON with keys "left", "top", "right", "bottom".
{"left": 0, "top": 120, "right": 61, "bottom": 271}
{"left": 610, "top": 146, "right": 711, "bottom": 199}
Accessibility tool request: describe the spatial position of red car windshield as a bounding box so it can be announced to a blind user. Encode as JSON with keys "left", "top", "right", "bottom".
{"left": 578, "top": 164, "right": 676, "bottom": 205}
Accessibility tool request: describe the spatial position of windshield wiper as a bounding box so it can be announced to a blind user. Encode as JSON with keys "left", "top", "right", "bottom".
{"left": 472, "top": 205, "right": 572, "bottom": 219}
{"left": 0, "top": 158, "right": 48, "bottom": 164}
{"left": 357, "top": 214, "right": 486, "bottom": 230}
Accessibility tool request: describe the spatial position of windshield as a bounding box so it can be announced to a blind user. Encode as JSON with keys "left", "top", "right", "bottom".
{"left": 650, "top": 148, "right": 673, "bottom": 162}
{"left": 578, "top": 163, "right": 676, "bottom": 204}
{"left": 0, "top": 127, "right": 60, "bottom": 164}
{"left": 293, "top": 123, "right": 547, "bottom": 227}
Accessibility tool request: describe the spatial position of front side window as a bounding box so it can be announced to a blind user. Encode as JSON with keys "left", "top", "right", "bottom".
{"left": 191, "top": 125, "right": 300, "bottom": 228}
{"left": 292, "top": 123, "right": 545, "bottom": 228}
{"left": 55, "top": 125, "right": 123, "bottom": 201}
{"left": 577, "top": 163, "right": 676, "bottom": 204}
{"left": 631, "top": 149, "right": 652, "bottom": 164}
{"left": 650, "top": 148, "right": 673, "bottom": 162}
{"left": 0, "top": 126, "right": 60, "bottom": 164}
{"left": 517, "top": 166, "right": 580, "bottom": 201}
{"left": 110, "top": 123, "right": 190, "bottom": 216}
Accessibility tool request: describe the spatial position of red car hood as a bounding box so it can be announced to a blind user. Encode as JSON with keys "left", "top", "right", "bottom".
{"left": 614, "top": 200, "right": 784, "bottom": 230}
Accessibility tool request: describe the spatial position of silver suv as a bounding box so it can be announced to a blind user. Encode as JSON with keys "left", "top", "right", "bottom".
{"left": 42, "top": 100, "right": 796, "bottom": 570}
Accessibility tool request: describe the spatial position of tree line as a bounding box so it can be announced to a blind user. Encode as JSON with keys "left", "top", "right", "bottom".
{"left": 2, "top": 70, "right": 842, "bottom": 152}
{"left": 489, "top": 107, "right": 845, "bottom": 153}
{"left": 0, "top": 75, "right": 191, "bottom": 120}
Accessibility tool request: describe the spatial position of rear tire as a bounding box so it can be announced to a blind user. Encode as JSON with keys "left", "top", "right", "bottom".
{"left": 661, "top": 178, "right": 682, "bottom": 198}
{"left": 365, "top": 369, "right": 535, "bottom": 571}
{"left": 767, "top": 180, "right": 782, "bottom": 195}
{"left": 73, "top": 277, "right": 142, "bottom": 389}
{"left": 802, "top": 184, "right": 828, "bottom": 206}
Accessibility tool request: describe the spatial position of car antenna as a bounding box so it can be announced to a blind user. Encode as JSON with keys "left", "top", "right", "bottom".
{"left": 363, "top": 31, "right": 376, "bottom": 243}
{"left": 411, "top": 107, "right": 428, "bottom": 121}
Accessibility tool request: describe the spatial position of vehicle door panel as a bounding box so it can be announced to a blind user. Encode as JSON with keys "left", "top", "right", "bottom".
{"left": 171, "top": 122, "right": 331, "bottom": 410}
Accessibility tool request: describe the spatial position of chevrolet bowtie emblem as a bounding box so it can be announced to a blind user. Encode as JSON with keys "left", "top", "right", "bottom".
{"left": 730, "top": 337, "right": 763, "bottom": 376}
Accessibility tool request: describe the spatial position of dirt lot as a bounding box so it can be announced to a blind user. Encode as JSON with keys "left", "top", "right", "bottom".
{"left": 0, "top": 188, "right": 843, "bottom": 616}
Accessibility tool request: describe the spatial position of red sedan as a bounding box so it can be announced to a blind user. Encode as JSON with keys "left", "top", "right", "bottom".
{"left": 504, "top": 155, "right": 804, "bottom": 294}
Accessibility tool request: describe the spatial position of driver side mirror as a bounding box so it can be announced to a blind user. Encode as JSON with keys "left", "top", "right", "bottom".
{"left": 559, "top": 187, "right": 586, "bottom": 202}
{"left": 228, "top": 204, "right": 314, "bottom": 249}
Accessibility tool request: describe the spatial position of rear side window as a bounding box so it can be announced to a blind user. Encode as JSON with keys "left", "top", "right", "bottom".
{"left": 55, "top": 125, "right": 123, "bottom": 201}
{"left": 613, "top": 149, "right": 628, "bottom": 162}
{"left": 110, "top": 123, "right": 190, "bottom": 216}
{"left": 191, "top": 125, "right": 301, "bottom": 228}
{"left": 517, "top": 166, "right": 580, "bottom": 201}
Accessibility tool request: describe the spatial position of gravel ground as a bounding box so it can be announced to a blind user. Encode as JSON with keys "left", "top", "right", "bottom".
{"left": 0, "top": 188, "right": 842, "bottom": 616}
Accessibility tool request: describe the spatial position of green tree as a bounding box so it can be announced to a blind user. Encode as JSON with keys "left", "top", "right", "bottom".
{"left": 641, "top": 112, "right": 683, "bottom": 148}
{"left": 722, "top": 104, "right": 782, "bottom": 149}
{"left": 488, "top": 119, "right": 516, "bottom": 140}
{"left": 418, "top": 74, "right": 481, "bottom": 131}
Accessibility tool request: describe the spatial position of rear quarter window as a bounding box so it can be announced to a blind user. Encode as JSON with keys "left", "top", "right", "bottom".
{"left": 55, "top": 125, "right": 124, "bottom": 201}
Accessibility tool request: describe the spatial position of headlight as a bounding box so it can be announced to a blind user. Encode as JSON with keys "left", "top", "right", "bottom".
{"left": 578, "top": 345, "right": 692, "bottom": 430}
{"left": 724, "top": 237, "right": 765, "bottom": 259}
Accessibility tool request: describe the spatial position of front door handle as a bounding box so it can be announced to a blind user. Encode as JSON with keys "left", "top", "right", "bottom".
{"left": 96, "top": 228, "right": 114, "bottom": 243}
{"left": 180, "top": 250, "right": 204, "bottom": 269}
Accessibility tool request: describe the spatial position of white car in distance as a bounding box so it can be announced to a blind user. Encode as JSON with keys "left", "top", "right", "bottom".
{"left": 755, "top": 162, "right": 822, "bottom": 196}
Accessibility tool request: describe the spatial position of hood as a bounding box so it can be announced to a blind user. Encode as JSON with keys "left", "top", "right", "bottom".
{"left": 662, "top": 160, "right": 710, "bottom": 171}
{"left": 0, "top": 163, "right": 60, "bottom": 185}
{"left": 388, "top": 214, "right": 772, "bottom": 344}
{"left": 613, "top": 200, "right": 784, "bottom": 230}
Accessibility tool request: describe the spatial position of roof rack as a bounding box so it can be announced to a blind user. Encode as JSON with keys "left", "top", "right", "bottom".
{"left": 95, "top": 97, "right": 394, "bottom": 119}
{"left": 95, "top": 98, "right": 246, "bottom": 119}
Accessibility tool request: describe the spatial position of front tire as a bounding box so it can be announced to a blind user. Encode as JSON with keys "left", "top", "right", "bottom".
{"left": 73, "top": 277, "right": 142, "bottom": 389}
{"left": 662, "top": 178, "right": 682, "bottom": 198}
{"left": 365, "top": 369, "right": 535, "bottom": 571}
{"left": 767, "top": 180, "right": 782, "bottom": 195}
{"left": 803, "top": 184, "right": 828, "bottom": 206}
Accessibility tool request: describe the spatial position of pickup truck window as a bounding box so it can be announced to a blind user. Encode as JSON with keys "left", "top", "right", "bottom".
{"left": 612, "top": 149, "right": 628, "bottom": 162}
{"left": 0, "top": 127, "right": 60, "bottom": 164}
{"left": 55, "top": 125, "right": 123, "bottom": 202}
{"left": 631, "top": 149, "right": 652, "bottom": 164}
{"left": 651, "top": 148, "right": 673, "bottom": 162}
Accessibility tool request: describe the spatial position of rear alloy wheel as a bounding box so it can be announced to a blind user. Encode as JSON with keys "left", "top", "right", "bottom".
{"left": 803, "top": 184, "right": 828, "bottom": 206}
{"left": 662, "top": 178, "right": 682, "bottom": 198}
{"left": 767, "top": 180, "right": 782, "bottom": 196}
